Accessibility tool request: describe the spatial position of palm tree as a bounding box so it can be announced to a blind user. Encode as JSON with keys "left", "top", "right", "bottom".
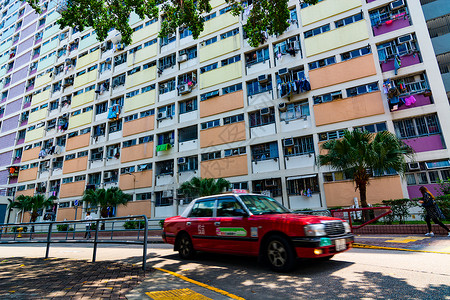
{"left": 28, "top": 194, "right": 56, "bottom": 223}
{"left": 8, "top": 195, "right": 32, "bottom": 223}
{"left": 318, "top": 130, "right": 414, "bottom": 219}
{"left": 81, "top": 187, "right": 132, "bottom": 218}
{"left": 179, "top": 177, "right": 231, "bottom": 198}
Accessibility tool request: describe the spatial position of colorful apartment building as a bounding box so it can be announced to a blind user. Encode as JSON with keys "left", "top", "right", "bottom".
{"left": 1, "top": 0, "right": 450, "bottom": 223}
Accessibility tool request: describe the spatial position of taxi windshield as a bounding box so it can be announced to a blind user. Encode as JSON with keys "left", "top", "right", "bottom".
{"left": 239, "top": 195, "right": 290, "bottom": 215}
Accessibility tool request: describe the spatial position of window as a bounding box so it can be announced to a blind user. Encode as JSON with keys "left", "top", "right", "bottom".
{"left": 159, "top": 79, "right": 176, "bottom": 94}
{"left": 200, "top": 90, "right": 219, "bottom": 101}
{"left": 251, "top": 142, "right": 279, "bottom": 161}
{"left": 158, "top": 104, "right": 175, "bottom": 117}
{"left": 204, "top": 12, "right": 216, "bottom": 21}
{"left": 223, "top": 114, "right": 244, "bottom": 125}
{"left": 313, "top": 91, "right": 342, "bottom": 104}
{"left": 224, "top": 147, "right": 246, "bottom": 157}
{"left": 126, "top": 89, "right": 139, "bottom": 98}
{"left": 62, "top": 177, "right": 73, "bottom": 184}
{"left": 139, "top": 135, "right": 153, "bottom": 144}
{"left": 75, "top": 175, "right": 86, "bottom": 181}
{"left": 284, "top": 136, "right": 314, "bottom": 157}
{"left": 109, "top": 120, "right": 122, "bottom": 133}
{"left": 369, "top": 3, "right": 409, "bottom": 27}
{"left": 394, "top": 114, "right": 441, "bottom": 139}
{"left": 124, "top": 113, "right": 138, "bottom": 122}
{"left": 280, "top": 101, "right": 308, "bottom": 122}
{"left": 201, "top": 119, "right": 220, "bottom": 130}
{"left": 179, "top": 98, "right": 197, "bottom": 114}
{"left": 346, "top": 82, "right": 379, "bottom": 97}
{"left": 201, "top": 151, "right": 221, "bottom": 161}
{"left": 216, "top": 198, "right": 244, "bottom": 217}
{"left": 200, "top": 62, "right": 218, "bottom": 74}
{"left": 287, "top": 176, "right": 319, "bottom": 195}
{"left": 65, "top": 154, "right": 76, "bottom": 160}
{"left": 180, "top": 46, "right": 197, "bottom": 60}
{"left": 273, "top": 36, "right": 300, "bottom": 58}
{"left": 180, "top": 27, "right": 193, "bottom": 39}
{"left": 308, "top": 56, "right": 336, "bottom": 70}
{"left": 141, "top": 84, "right": 155, "bottom": 93}
{"left": 247, "top": 77, "right": 273, "bottom": 96}
{"left": 123, "top": 139, "right": 137, "bottom": 148}
{"left": 159, "top": 54, "right": 176, "bottom": 70}
{"left": 246, "top": 48, "right": 269, "bottom": 66}
{"left": 335, "top": 13, "right": 363, "bottom": 28}
{"left": 304, "top": 24, "right": 330, "bottom": 38}
{"left": 96, "top": 102, "right": 108, "bottom": 115}
{"left": 341, "top": 46, "right": 372, "bottom": 61}
{"left": 221, "top": 55, "right": 241, "bottom": 67}
{"left": 220, "top": 5, "right": 233, "bottom": 15}
{"left": 221, "top": 28, "right": 239, "bottom": 40}
{"left": 136, "top": 193, "right": 152, "bottom": 200}
{"left": 144, "top": 38, "right": 157, "bottom": 47}
{"left": 223, "top": 83, "right": 242, "bottom": 94}
{"left": 140, "top": 109, "right": 155, "bottom": 118}
{"left": 319, "top": 130, "right": 345, "bottom": 141}
{"left": 355, "top": 122, "right": 387, "bottom": 133}
{"left": 78, "top": 151, "right": 88, "bottom": 157}
{"left": 249, "top": 107, "right": 275, "bottom": 128}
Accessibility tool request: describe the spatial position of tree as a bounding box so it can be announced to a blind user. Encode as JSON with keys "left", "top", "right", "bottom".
{"left": 317, "top": 130, "right": 414, "bottom": 219}
{"left": 81, "top": 187, "right": 132, "bottom": 218}
{"left": 8, "top": 194, "right": 56, "bottom": 223}
{"left": 26, "top": 0, "right": 319, "bottom": 47}
{"left": 179, "top": 177, "right": 230, "bottom": 198}
{"left": 8, "top": 195, "right": 32, "bottom": 223}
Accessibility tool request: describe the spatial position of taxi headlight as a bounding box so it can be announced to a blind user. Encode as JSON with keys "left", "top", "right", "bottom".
{"left": 343, "top": 221, "right": 351, "bottom": 233}
{"left": 304, "top": 224, "right": 326, "bottom": 237}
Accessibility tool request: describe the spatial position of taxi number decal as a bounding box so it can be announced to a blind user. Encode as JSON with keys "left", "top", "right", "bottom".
{"left": 216, "top": 227, "right": 247, "bottom": 237}
{"left": 251, "top": 227, "right": 258, "bottom": 238}
{"left": 198, "top": 224, "right": 205, "bottom": 235}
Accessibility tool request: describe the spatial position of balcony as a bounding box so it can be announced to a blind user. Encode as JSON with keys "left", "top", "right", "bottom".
{"left": 179, "top": 110, "right": 198, "bottom": 123}
{"left": 380, "top": 52, "right": 421, "bottom": 73}
{"left": 179, "top": 139, "right": 198, "bottom": 152}
{"left": 252, "top": 158, "right": 280, "bottom": 174}
{"left": 156, "top": 174, "right": 174, "bottom": 186}
{"left": 402, "top": 134, "right": 445, "bottom": 153}
{"left": 250, "top": 123, "right": 276, "bottom": 138}
{"left": 285, "top": 154, "right": 315, "bottom": 170}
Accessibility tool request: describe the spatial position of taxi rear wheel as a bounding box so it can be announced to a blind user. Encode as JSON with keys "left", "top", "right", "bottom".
{"left": 178, "top": 233, "right": 196, "bottom": 259}
{"left": 264, "top": 235, "right": 295, "bottom": 272}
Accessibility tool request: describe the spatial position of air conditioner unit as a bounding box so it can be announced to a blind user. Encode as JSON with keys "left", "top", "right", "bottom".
{"left": 397, "top": 34, "right": 413, "bottom": 44}
{"left": 278, "top": 102, "right": 287, "bottom": 112}
{"left": 178, "top": 83, "right": 191, "bottom": 95}
{"left": 408, "top": 162, "right": 420, "bottom": 171}
{"left": 163, "top": 190, "right": 173, "bottom": 198}
{"left": 178, "top": 157, "right": 186, "bottom": 164}
{"left": 101, "top": 42, "right": 107, "bottom": 50}
{"left": 291, "top": 41, "right": 301, "bottom": 51}
{"left": 104, "top": 171, "right": 112, "bottom": 179}
{"left": 157, "top": 111, "right": 168, "bottom": 120}
{"left": 390, "top": 0, "right": 405, "bottom": 10}
{"left": 260, "top": 107, "right": 270, "bottom": 115}
{"left": 283, "top": 138, "right": 294, "bottom": 147}
{"left": 178, "top": 53, "right": 188, "bottom": 63}
{"left": 42, "top": 161, "right": 50, "bottom": 168}
{"left": 278, "top": 68, "right": 288, "bottom": 76}
{"left": 258, "top": 74, "right": 269, "bottom": 84}
{"left": 265, "top": 179, "right": 275, "bottom": 186}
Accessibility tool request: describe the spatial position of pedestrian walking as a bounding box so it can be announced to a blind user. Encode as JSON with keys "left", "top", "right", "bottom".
{"left": 419, "top": 186, "right": 450, "bottom": 237}
{"left": 84, "top": 212, "right": 93, "bottom": 239}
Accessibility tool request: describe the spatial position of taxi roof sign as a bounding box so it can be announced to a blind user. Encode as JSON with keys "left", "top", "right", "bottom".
{"left": 232, "top": 189, "right": 248, "bottom": 194}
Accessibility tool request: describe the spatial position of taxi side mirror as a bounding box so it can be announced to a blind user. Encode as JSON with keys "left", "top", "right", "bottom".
{"left": 233, "top": 209, "right": 248, "bottom": 217}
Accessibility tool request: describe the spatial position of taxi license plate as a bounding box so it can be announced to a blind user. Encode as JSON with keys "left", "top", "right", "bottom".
{"left": 335, "top": 239, "right": 346, "bottom": 251}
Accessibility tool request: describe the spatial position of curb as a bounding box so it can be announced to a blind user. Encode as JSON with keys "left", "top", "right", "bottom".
{"left": 353, "top": 243, "right": 450, "bottom": 255}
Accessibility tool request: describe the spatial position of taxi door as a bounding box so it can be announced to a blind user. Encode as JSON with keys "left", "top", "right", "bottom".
{"left": 213, "top": 197, "right": 253, "bottom": 254}
{"left": 185, "top": 198, "right": 217, "bottom": 250}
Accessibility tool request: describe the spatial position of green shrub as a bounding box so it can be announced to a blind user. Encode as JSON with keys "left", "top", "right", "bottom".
{"left": 159, "top": 219, "right": 165, "bottom": 229}
{"left": 435, "top": 194, "right": 450, "bottom": 219}
{"left": 56, "top": 224, "right": 69, "bottom": 231}
{"left": 382, "top": 199, "right": 414, "bottom": 224}
{"left": 123, "top": 220, "right": 147, "bottom": 230}
{"left": 11, "top": 226, "right": 28, "bottom": 232}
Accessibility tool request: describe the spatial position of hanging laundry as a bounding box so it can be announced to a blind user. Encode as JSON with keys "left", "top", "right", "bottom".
{"left": 108, "top": 104, "right": 121, "bottom": 120}
{"left": 404, "top": 95, "right": 417, "bottom": 106}
{"left": 394, "top": 55, "right": 402, "bottom": 75}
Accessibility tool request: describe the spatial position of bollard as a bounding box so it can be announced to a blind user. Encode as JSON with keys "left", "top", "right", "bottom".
{"left": 17, "top": 227, "right": 23, "bottom": 238}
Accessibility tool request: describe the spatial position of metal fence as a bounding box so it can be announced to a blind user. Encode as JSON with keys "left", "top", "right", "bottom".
{"left": 0, "top": 215, "right": 152, "bottom": 270}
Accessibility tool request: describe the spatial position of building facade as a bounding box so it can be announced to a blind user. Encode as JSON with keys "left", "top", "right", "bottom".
{"left": 1, "top": 0, "right": 449, "bottom": 222}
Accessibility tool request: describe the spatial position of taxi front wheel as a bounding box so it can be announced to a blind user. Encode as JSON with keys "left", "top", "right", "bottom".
{"left": 264, "top": 235, "right": 296, "bottom": 272}
{"left": 178, "top": 233, "right": 196, "bottom": 259}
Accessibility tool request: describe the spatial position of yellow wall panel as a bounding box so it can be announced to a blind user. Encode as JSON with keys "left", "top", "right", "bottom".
{"left": 71, "top": 90, "right": 96, "bottom": 108}
{"left": 200, "top": 61, "right": 242, "bottom": 89}
{"left": 304, "top": 20, "right": 369, "bottom": 57}
{"left": 125, "top": 66, "right": 157, "bottom": 89}
{"left": 24, "top": 127, "right": 45, "bottom": 143}
{"left": 68, "top": 111, "right": 93, "bottom": 130}
{"left": 129, "top": 44, "right": 158, "bottom": 66}
{"left": 301, "top": 0, "right": 362, "bottom": 26}
{"left": 34, "top": 73, "right": 52, "bottom": 88}
{"left": 199, "top": 34, "right": 240, "bottom": 63}
{"left": 28, "top": 108, "right": 47, "bottom": 124}
{"left": 210, "top": 0, "right": 226, "bottom": 9}
{"left": 76, "top": 49, "right": 100, "bottom": 70}
{"left": 199, "top": 13, "right": 239, "bottom": 38}
{"left": 32, "top": 89, "right": 51, "bottom": 106}
{"left": 131, "top": 22, "right": 158, "bottom": 44}
{"left": 73, "top": 69, "right": 98, "bottom": 89}
{"left": 124, "top": 90, "right": 156, "bottom": 113}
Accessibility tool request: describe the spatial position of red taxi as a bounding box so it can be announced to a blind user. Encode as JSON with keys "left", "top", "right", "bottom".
{"left": 163, "top": 193, "right": 353, "bottom": 271}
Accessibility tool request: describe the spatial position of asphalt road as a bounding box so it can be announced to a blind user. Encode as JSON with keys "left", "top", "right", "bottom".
{"left": 1, "top": 243, "right": 449, "bottom": 299}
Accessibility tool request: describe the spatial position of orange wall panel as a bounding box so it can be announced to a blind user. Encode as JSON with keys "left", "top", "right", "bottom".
{"left": 56, "top": 207, "right": 80, "bottom": 221}
{"left": 200, "top": 122, "right": 246, "bottom": 148}
{"left": 15, "top": 189, "right": 35, "bottom": 197}
{"left": 200, "top": 90, "right": 244, "bottom": 118}
{"left": 60, "top": 180, "right": 86, "bottom": 198}
{"left": 309, "top": 54, "right": 377, "bottom": 90}
{"left": 63, "top": 156, "right": 88, "bottom": 174}
{"left": 314, "top": 91, "right": 385, "bottom": 126}
{"left": 323, "top": 175, "right": 404, "bottom": 207}
{"left": 18, "top": 168, "right": 38, "bottom": 182}
{"left": 116, "top": 200, "right": 151, "bottom": 217}
{"left": 121, "top": 142, "right": 154, "bottom": 163}
{"left": 66, "top": 133, "right": 90, "bottom": 151}
{"left": 22, "top": 147, "right": 40, "bottom": 162}
{"left": 201, "top": 154, "right": 248, "bottom": 178}
{"left": 119, "top": 170, "right": 153, "bottom": 190}
{"left": 123, "top": 115, "right": 155, "bottom": 137}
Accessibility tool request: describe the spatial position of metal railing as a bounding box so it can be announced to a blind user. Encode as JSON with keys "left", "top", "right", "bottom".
{"left": 0, "top": 215, "right": 149, "bottom": 270}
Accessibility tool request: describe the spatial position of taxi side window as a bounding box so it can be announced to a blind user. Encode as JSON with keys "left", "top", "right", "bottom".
{"left": 189, "top": 200, "right": 215, "bottom": 217}
{"left": 217, "top": 198, "right": 244, "bottom": 217}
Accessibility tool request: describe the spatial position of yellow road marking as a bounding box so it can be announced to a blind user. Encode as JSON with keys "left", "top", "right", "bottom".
{"left": 154, "top": 267, "right": 245, "bottom": 300}
{"left": 146, "top": 288, "right": 212, "bottom": 300}
{"left": 353, "top": 243, "right": 450, "bottom": 254}
{"left": 384, "top": 236, "right": 430, "bottom": 243}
